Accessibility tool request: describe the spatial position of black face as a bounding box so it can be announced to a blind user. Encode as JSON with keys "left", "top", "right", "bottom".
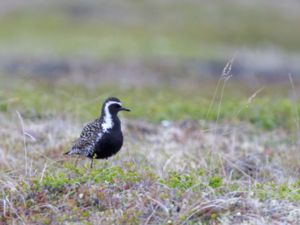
{"left": 109, "top": 103, "right": 130, "bottom": 115}
{"left": 101, "top": 97, "right": 130, "bottom": 116}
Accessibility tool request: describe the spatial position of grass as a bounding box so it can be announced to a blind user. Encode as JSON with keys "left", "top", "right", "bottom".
{"left": 3, "top": 162, "right": 300, "bottom": 224}
{"left": 0, "top": 77, "right": 299, "bottom": 131}
{"left": 1, "top": 123, "right": 300, "bottom": 224}
{"left": 1, "top": 76, "right": 300, "bottom": 223}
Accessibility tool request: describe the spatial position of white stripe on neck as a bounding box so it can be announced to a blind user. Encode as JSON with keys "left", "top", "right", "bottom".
{"left": 102, "top": 101, "right": 121, "bottom": 132}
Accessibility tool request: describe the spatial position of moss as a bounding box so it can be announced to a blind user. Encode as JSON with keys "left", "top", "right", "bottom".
{"left": 208, "top": 176, "right": 223, "bottom": 189}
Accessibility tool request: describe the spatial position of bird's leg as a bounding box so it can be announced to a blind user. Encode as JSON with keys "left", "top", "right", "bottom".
{"left": 90, "top": 158, "right": 94, "bottom": 169}
{"left": 74, "top": 155, "right": 80, "bottom": 167}
{"left": 90, "top": 154, "right": 97, "bottom": 169}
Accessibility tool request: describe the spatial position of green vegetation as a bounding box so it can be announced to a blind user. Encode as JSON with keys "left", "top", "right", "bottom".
{"left": 2, "top": 160, "right": 300, "bottom": 224}
{"left": 0, "top": 78, "right": 299, "bottom": 131}
{"left": 0, "top": 1, "right": 299, "bottom": 58}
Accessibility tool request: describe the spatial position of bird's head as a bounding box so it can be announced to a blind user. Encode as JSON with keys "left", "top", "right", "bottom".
{"left": 101, "top": 97, "right": 130, "bottom": 116}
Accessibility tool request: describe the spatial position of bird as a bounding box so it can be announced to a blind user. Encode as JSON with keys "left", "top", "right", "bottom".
{"left": 64, "top": 97, "right": 130, "bottom": 168}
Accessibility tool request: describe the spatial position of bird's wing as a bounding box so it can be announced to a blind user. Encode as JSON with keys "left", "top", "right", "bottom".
{"left": 80, "top": 119, "right": 102, "bottom": 139}
{"left": 68, "top": 138, "right": 95, "bottom": 157}
{"left": 66, "top": 119, "right": 103, "bottom": 157}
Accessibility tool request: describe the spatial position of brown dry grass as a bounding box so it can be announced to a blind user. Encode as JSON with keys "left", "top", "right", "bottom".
{"left": 1, "top": 113, "right": 300, "bottom": 224}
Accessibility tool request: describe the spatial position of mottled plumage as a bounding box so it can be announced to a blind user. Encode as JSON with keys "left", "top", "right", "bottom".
{"left": 64, "top": 97, "right": 130, "bottom": 167}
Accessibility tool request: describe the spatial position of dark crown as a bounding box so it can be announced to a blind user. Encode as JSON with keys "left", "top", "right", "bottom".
{"left": 104, "top": 97, "right": 121, "bottom": 104}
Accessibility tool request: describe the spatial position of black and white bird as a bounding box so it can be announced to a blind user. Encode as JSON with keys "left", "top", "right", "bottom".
{"left": 64, "top": 97, "right": 130, "bottom": 168}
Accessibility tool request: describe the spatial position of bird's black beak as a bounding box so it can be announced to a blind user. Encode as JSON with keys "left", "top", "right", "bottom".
{"left": 120, "top": 107, "right": 131, "bottom": 112}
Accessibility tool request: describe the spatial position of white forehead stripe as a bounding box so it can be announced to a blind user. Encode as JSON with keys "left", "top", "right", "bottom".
{"left": 102, "top": 101, "right": 121, "bottom": 132}
{"left": 106, "top": 101, "right": 122, "bottom": 107}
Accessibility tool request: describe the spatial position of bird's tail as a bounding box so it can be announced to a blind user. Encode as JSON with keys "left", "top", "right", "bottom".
{"left": 64, "top": 149, "right": 78, "bottom": 155}
{"left": 64, "top": 148, "right": 82, "bottom": 156}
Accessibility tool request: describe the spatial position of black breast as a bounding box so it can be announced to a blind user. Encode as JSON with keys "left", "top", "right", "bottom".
{"left": 93, "top": 130, "right": 123, "bottom": 159}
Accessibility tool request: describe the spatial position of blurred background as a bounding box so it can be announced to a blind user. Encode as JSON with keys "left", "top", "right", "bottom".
{"left": 0, "top": 0, "right": 300, "bottom": 128}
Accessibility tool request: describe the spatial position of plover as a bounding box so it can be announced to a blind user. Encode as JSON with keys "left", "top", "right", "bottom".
{"left": 64, "top": 97, "right": 130, "bottom": 168}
